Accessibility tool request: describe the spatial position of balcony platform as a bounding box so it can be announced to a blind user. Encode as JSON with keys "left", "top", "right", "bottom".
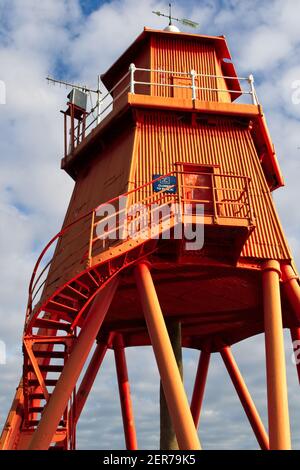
{"left": 128, "top": 93, "right": 260, "bottom": 117}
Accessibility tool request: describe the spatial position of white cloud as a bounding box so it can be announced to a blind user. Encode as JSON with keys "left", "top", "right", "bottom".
{"left": 238, "top": 27, "right": 291, "bottom": 72}
{"left": 0, "top": 0, "right": 299, "bottom": 450}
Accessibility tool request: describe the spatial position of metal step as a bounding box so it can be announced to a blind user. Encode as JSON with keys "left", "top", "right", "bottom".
{"left": 72, "top": 279, "right": 91, "bottom": 294}
{"left": 48, "top": 299, "right": 78, "bottom": 313}
{"left": 33, "top": 350, "right": 66, "bottom": 359}
{"left": 28, "top": 379, "right": 58, "bottom": 387}
{"left": 66, "top": 284, "right": 88, "bottom": 299}
{"left": 34, "top": 318, "right": 71, "bottom": 332}
{"left": 27, "top": 364, "right": 64, "bottom": 373}
{"left": 28, "top": 406, "right": 44, "bottom": 413}
{"left": 27, "top": 419, "right": 66, "bottom": 428}
{"left": 28, "top": 393, "right": 49, "bottom": 400}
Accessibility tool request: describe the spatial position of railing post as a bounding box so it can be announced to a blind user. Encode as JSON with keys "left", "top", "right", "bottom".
{"left": 211, "top": 173, "right": 218, "bottom": 223}
{"left": 70, "top": 104, "right": 75, "bottom": 153}
{"left": 190, "top": 70, "right": 197, "bottom": 101}
{"left": 248, "top": 74, "right": 258, "bottom": 105}
{"left": 176, "top": 170, "right": 184, "bottom": 224}
{"left": 129, "top": 63, "right": 136, "bottom": 94}
{"left": 245, "top": 177, "right": 254, "bottom": 225}
{"left": 88, "top": 210, "right": 95, "bottom": 268}
{"left": 63, "top": 112, "right": 67, "bottom": 158}
{"left": 97, "top": 74, "right": 102, "bottom": 125}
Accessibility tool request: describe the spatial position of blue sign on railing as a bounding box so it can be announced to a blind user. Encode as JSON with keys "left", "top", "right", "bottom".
{"left": 152, "top": 174, "right": 177, "bottom": 194}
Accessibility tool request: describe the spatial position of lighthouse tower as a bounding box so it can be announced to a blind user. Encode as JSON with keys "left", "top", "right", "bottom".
{"left": 1, "top": 24, "right": 300, "bottom": 451}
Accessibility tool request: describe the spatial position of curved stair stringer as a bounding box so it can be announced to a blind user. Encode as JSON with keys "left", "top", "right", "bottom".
{"left": 0, "top": 380, "right": 24, "bottom": 450}
{"left": 0, "top": 316, "right": 63, "bottom": 450}
{"left": 15, "top": 236, "right": 159, "bottom": 449}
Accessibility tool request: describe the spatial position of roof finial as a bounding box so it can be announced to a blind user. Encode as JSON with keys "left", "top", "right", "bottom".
{"left": 152, "top": 3, "right": 199, "bottom": 32}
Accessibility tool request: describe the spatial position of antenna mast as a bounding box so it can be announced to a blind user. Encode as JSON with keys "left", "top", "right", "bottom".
{"left": 46, "top": 76, "right": 98, "bottom": 94}
{"left": 46, "top": 75, "right": 102, "bottom": 125}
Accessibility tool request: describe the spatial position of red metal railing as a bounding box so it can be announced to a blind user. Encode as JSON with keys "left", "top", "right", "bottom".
{"left": 26, "top": 172, "right": 254, "bottom": 320}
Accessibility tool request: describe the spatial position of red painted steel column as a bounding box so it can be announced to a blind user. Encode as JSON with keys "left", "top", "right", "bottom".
{"left": 220, "top": 346, "right": 269, "bottom": 450}
{"left": 262, "top": 260, "right": 291, "bottom": 450}
{"left": 160, "top": 321, "right": 182, "bottom": 450}
{"left": 281, "top": 264, "right": 300, "bottom": 383}
{"left": 281, "top": 264, "right": 300, "bottom": 322}
{"left": 28, "top": 277, "right": 119, "bottom": 450}
{"left": 114, "top": 334, "right": 138, "bottom": 450}
{"left": 190, "top": 351, "right": 210, "bottom": 428}
{"left": 75, "top": 337, "right": 112, "bottom": 424}
{"left": 290, "top": 327, "right": 300, "bottom": 384}
{"left": 135, "top": 262, "right": 201, "bottom": 450}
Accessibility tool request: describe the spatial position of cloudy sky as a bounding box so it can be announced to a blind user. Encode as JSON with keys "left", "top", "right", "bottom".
{"left": 0, "top": 0, "right": 300, "bottom": 450}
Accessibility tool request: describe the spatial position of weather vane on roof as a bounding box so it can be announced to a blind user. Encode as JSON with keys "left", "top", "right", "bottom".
{"left": 152, "top": 3, "right": 199, "bottom": 29}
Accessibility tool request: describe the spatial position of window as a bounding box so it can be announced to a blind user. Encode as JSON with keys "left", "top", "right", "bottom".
{"left": 182, "top": 164, "right": 216, "bottom": 215}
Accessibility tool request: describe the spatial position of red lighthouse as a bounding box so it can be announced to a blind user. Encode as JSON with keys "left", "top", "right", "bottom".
{"left": 1, "top": 23, "right": 300, "bottom": 451}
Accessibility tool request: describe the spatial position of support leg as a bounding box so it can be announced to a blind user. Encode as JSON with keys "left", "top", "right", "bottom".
{"left": 281, "top": 264, "right": 300, "bottom": 322}
{"left": 290, "top": 327, "right": 300, "bottom": 385}
{"left": 190, "top": 351, "right": 210, "bottom": 428}
{"left": 262, "top": 260, "right": 291, "bottom": 450}
{"left": 134, "top": 263, "right": 201, "bottom": 450}
{"left": 220, "top": 346, "right": 269, "bottom": 450}
{"left": 114, "top": 334, "right": 138, "bottom": 450}
{"left": 75, "top": 336, "right": 112, "bottom": 424}
{"left": 160, "top": 321, "right": 182, "bottom": 450}
{"left": 28, "top": 277, "right": 119, "bottom": 450}
{"left": 281, "top": 264, "right": 300, "bottom": 383}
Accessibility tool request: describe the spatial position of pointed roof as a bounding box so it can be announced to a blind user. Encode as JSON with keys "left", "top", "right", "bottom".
{"left": 101, "top": 27, "right": 241, "bottom": 100}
